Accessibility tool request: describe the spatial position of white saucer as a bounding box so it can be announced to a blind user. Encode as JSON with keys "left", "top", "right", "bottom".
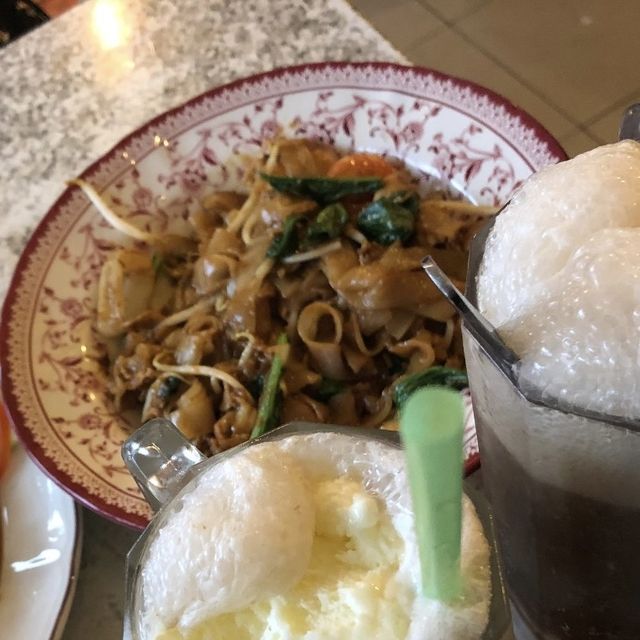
{"left": 0, "top": 445, "right": 82, "bottom": 639}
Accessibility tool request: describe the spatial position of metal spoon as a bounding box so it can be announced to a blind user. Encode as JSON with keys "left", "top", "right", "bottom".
{"left": 422, "top": 253, "right": 518, "bottom": 383}
{"left": 423, "top": 246, "right": 639, "bottom": 429}
{"left": 425, "top": 101, "right": 640, "bottom": 371}
{"left": 422, "top": 103, "right": 640, "bottom": 428}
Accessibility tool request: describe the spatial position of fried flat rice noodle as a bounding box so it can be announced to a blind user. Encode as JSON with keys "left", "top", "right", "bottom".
{"left": 88, "top": 137, "right": 486, "bottom": 451}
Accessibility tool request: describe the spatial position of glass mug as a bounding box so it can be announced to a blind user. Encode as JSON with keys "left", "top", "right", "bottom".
{"left": 462, "top": 221, "right": 640, "bottom": 640}
{"left": 121, "top": 420, "right": 509, "bottom": 640}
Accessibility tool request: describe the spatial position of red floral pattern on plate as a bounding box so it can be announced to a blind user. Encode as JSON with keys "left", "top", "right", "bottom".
{"left": 0, "top": 62, "right": 566, "bottom": 528}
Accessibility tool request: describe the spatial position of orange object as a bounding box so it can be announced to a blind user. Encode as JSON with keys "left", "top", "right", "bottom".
{"left": 37, "top": 0, "right": 79, "bottom": 18}
{"left": 328, "top": 153, "right": 394, "bottom": 216}
{"left": 327, "top": 153, "right": 395, "bottom": 179}
{"left": 0, "top": 402, "right": 11, "bottom": 479}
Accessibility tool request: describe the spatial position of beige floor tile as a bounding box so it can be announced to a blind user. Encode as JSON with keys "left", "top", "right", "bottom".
{"left": 456, "top": 0, "right": 640, "bottom": 123}
{"left": 406, "top": 28, "right": 574, "bottom": 141}
{"left": 348, "top": 0, "right": 445, "bottom": 51}
{"left": 418, "top": 0, "right": 490, "bottom": 23}
{"left": 587, "top": 95, "right": 640, "bottom": 143}
{"left": 557, "top": 128, "right": 599, "bottom": 158}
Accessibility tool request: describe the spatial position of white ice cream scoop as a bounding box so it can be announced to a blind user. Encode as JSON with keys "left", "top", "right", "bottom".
{"left": 121, "top": 420, "right": 509, "bottom": 640}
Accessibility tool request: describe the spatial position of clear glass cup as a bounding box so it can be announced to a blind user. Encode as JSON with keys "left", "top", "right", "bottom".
{"left": 121, "top": 420, "right": 509, "bottom": 640}
{"left": 463, "top": 222, "right": 640, "bottom": 640}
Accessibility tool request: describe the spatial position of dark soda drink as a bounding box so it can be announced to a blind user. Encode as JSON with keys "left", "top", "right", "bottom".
{"left": 456, "top": 140, "right": 640, "bottom": 640}
{"left": 464, "top": 335, "right": 640, "bottom": 640}
{"left": 479, "top": 415, "right": 640, "bottom": 639}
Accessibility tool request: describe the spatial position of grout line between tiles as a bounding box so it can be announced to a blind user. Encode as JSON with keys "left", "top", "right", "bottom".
{"left": 415, "top": 0, "right": 492, "bottom": 28}
{"left": 362, "top": 3, "right": 451, "bottom": 58}
{"left": 442, "top": 25, "right": 582, "bottom": 130}
{"left": 403, "top": 24, "right": 450, "bottom": 55}
{"left": 576, "top": 125, "right": 606, "bottom": 145}
{"left": 579, "top": 87, "right": 640, "bottom": 130}
{"left": 559, "top": 127, "right": 601, "bottom": 144}
{"left": 409, "top": 1, "right": 637, "bottom": 140}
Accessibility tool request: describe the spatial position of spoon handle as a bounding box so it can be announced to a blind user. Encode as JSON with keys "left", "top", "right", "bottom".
{"left": 422, "top": 256, "right": 519, "bottom": 380}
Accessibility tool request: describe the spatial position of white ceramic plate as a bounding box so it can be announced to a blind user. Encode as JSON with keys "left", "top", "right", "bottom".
{"left": 0, "top": 445, "right": 82, "bottom": 640}
{"left": 0, "top": 62, "right": 567, "bottom": 528}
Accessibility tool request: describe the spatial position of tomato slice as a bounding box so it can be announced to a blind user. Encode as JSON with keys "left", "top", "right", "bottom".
{"left": 0, "top": 401, "right": 11, "bottom": 479}
{"left": 328, "top": 154, "right": 394, "bottom": 216}
{"left": 327, "top": 153, "right": 395, "bottom": 179}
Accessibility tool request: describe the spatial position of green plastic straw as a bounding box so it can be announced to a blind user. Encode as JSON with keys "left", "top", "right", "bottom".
{"left": 399, "top": 386, "right": 464, "bottom": 601}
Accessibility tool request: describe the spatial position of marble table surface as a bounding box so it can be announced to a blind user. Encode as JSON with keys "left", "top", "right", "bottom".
{"left": 0, "top": 1, "right": 408, "bottom": 638}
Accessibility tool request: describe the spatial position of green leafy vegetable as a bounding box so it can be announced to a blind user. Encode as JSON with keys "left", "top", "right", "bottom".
{"left": 260, "top": 173, "right": 383, "bottom": 204}
{"left": 251, "top": 334, "right": 288, "bottom": 439}
{"left": 386, "top": 190, "right": 420, "bottom": 216}
{"left": 310, "top": 377, "right": 345, "bottom": 402}
{"left": 393, "top": 366, "right": 468, "bottom": 409}
{"left": 357, "top": 196, "right": 416, "bottom": 245}
{"left": 267, "top": 203, "right": 349, "bottom": 259}
{"left": 266, "top": 214, "right": 303, "bottom": 260}
{"left": 151, "top": 252, "right": 164, "bottom": 275}
{"left": 304, "top": 203, "right": 348, "bottom": 247}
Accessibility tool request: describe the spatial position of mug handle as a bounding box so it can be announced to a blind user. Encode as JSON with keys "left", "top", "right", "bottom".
{"left": 121, "top": 418, "right": 206, "bottom": 512}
